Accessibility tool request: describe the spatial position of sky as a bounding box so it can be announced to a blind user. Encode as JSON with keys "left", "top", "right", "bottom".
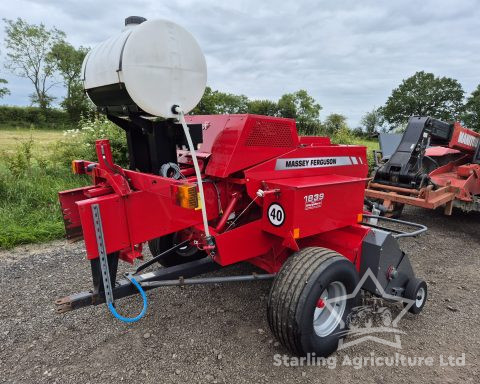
{"left": 0, "top": 0, "right": 479, "bottom": 127}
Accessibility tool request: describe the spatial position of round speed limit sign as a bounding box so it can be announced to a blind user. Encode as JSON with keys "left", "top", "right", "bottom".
{"left": 268, "top": 203, "right": 285, "bottom": 226}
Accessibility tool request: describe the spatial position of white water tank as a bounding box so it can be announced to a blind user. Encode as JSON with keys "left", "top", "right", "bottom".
{"left": 82, "top": 17, "right": 207, "bottom": 118}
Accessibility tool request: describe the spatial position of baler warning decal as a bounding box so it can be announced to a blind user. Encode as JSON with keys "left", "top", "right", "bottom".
{"left": 267, "top": 203, "right": 285, "bottom": 226}
{"left": 275, "top": 156, "right": 354, "bottom": 170}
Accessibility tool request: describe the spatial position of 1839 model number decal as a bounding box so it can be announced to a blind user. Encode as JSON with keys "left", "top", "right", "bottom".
{"left": 304, "top": 193, "right": 325, "bottom": 210}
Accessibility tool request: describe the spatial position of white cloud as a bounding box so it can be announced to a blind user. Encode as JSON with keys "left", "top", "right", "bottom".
{"left": 0, "top": 0, "right": 479, "bottom": 126}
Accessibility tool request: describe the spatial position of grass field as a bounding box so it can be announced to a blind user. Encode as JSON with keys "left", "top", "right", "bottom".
{"left": 354, "top": 137, "right": 379, "bottom": 151}
{"left": 0, "top": 128, "right": 65, "bottom": 155}
{"left": 0, "top": 127, "right": 88, "bottom": 248}
{"left": 0, "top": 126, "right": 379, "bottom": 249}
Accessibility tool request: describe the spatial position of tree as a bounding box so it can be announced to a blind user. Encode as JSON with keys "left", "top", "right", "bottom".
{"left": 0, "top": 78, "right": 9, "bottom": 98}
{"left": 191, "top": 86, "right": 249, "bottom": 115}
{"left": 191, "top": 88, "right": 323, "bottom": 135}
{"left": 3, "top": 18, "right": 65, "bottom": 109}
{"left": 191, "top": 86, "right": 215, "bottom": 114}
{"left": 360, "top": 107, "right": 385, "bottom": 136}
{"left": 461, "top": 84, "right": 480, "bottom": 132}
{"left": 277, "top": 90, "right": 322, "bottom": 135}
{"left": 247, "top": 99, "right": 279, "bottom": 116}
{"left": 323, "top": 113, "right": 348, "bottom": 134}
{"left": 48, "top": 41, "right": 90, "bottom": 121}
{"left": 0, "top": 50, "right": 9, "bottom": 98}
{"left": 382, "top": 71, "right": 464, "bottom": 128}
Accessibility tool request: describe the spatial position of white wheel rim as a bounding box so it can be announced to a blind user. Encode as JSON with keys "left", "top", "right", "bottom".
{"left": 416, "top": 287, "right": 426, "bottom": 307}
{"left": 313, "top": 281, "right": 347, "bottom": 337}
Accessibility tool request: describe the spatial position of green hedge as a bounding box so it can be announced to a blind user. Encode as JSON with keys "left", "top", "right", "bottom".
{"left": 0, "top": 105, "right": 72, "bottom": 130}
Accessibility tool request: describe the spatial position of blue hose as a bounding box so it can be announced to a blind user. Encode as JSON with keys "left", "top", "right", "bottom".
{"left": 107, "top": 275, "right": 147, "bottom": 323}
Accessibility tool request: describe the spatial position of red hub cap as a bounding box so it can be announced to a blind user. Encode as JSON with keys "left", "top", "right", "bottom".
{"left": 316, "top": 298, "right": 326, "bottom": 308}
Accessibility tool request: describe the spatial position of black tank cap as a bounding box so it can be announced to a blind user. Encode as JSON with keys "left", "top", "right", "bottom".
{"left": 125, "top": 16, "right": 147, "bottom": 26}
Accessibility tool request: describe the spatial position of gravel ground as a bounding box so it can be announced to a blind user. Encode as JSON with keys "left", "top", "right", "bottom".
{"left": 0, "top": 206, "right": 479, "bottom": 383}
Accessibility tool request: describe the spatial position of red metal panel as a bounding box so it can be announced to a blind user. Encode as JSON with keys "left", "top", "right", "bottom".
{"left": 214, "top": 219, "right": 280, "bottom": 266}
{"left": 124, "top": 191, "right": 204, "bottom": 244}
{"left": 299, "top": 225, "right": 370, "bottom": 271}
{"left": 449, "top": 122, "right": 480, "bottom": 153}
{"left": 58, "top": 186, "right": 92, "bottom": 239}
{"left": 429, "top": 155, "right": 480, "bottom": 201}
{"left": 204, "top": 116, "right": 245, "bottom": 177}
{"left": 261, "top": 175, "right": 366, "bottom": 239}
{"left": 75, "top": 175, "right": 224, "bottom": 259}
{"left": 77, "top": 189, "right": 218, "bottom": 259}
{"left": 189, "top": 114, "right": 299, "bottom": 178}
{"left": 244, "top": 144, "right": 368, "bottom": 202}
{"left": 425, "top": 147, "right": 461, "bottom": 157}
{"left": 77, "top": 194, "right": 131, "bottom": 258}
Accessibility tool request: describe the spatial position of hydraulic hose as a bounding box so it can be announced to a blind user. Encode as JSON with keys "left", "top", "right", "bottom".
{"left": 107, "top": 274, "right": 147, "bottom": 323}
{"left": 174, "top": 106, "right": 211, "bottom": 240}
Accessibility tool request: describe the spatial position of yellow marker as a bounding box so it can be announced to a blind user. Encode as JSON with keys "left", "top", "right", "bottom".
{"left": 195, "top": 192, "right": 202, "bottom": 210}
{"left": 357, "top": 213, "right": 363, "bottom": 223}
{"left": 293, "top": 228, "right": 300, "bottom": 239}
{"left": 177, "top": 184, "right": 199, "bottom": 209}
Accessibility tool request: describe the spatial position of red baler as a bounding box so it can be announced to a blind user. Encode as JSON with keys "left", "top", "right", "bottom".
{"left": 57, "top": 113, "right": 427, "bottom": 357}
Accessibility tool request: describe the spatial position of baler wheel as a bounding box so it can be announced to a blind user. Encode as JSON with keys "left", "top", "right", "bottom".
{"left": 148, "top": 234, "right": 205, "bottom": 267}
{"left": 267, "top": 247, "right": 359, "bottom": 357}
{"left": 404, "top": 278, "right": 427, "bottom": 314}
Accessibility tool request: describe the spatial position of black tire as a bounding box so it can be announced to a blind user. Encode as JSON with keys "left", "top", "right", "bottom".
{"left": 267, "top": 247, "right": 359, "bottom": 357}
{"left": 148, "top": 233, "right": 205, "bottom": 267}
{"left": 404, "top": 278, "right": 427, "bottom": 314}
{"left": 389, "top": 203, "right": 404, "bottom": 219}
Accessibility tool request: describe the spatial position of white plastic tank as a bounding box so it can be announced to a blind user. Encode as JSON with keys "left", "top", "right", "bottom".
{"left": 82, "top": 17, "right": 207, "bottom": 118}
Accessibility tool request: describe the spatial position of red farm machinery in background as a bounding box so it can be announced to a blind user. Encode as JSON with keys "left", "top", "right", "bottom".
{"left": 366, "top": 116, "right": 480, "bottom": 217}
{"left": 56, "top": 113, "right": 428, "bottom": 357}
